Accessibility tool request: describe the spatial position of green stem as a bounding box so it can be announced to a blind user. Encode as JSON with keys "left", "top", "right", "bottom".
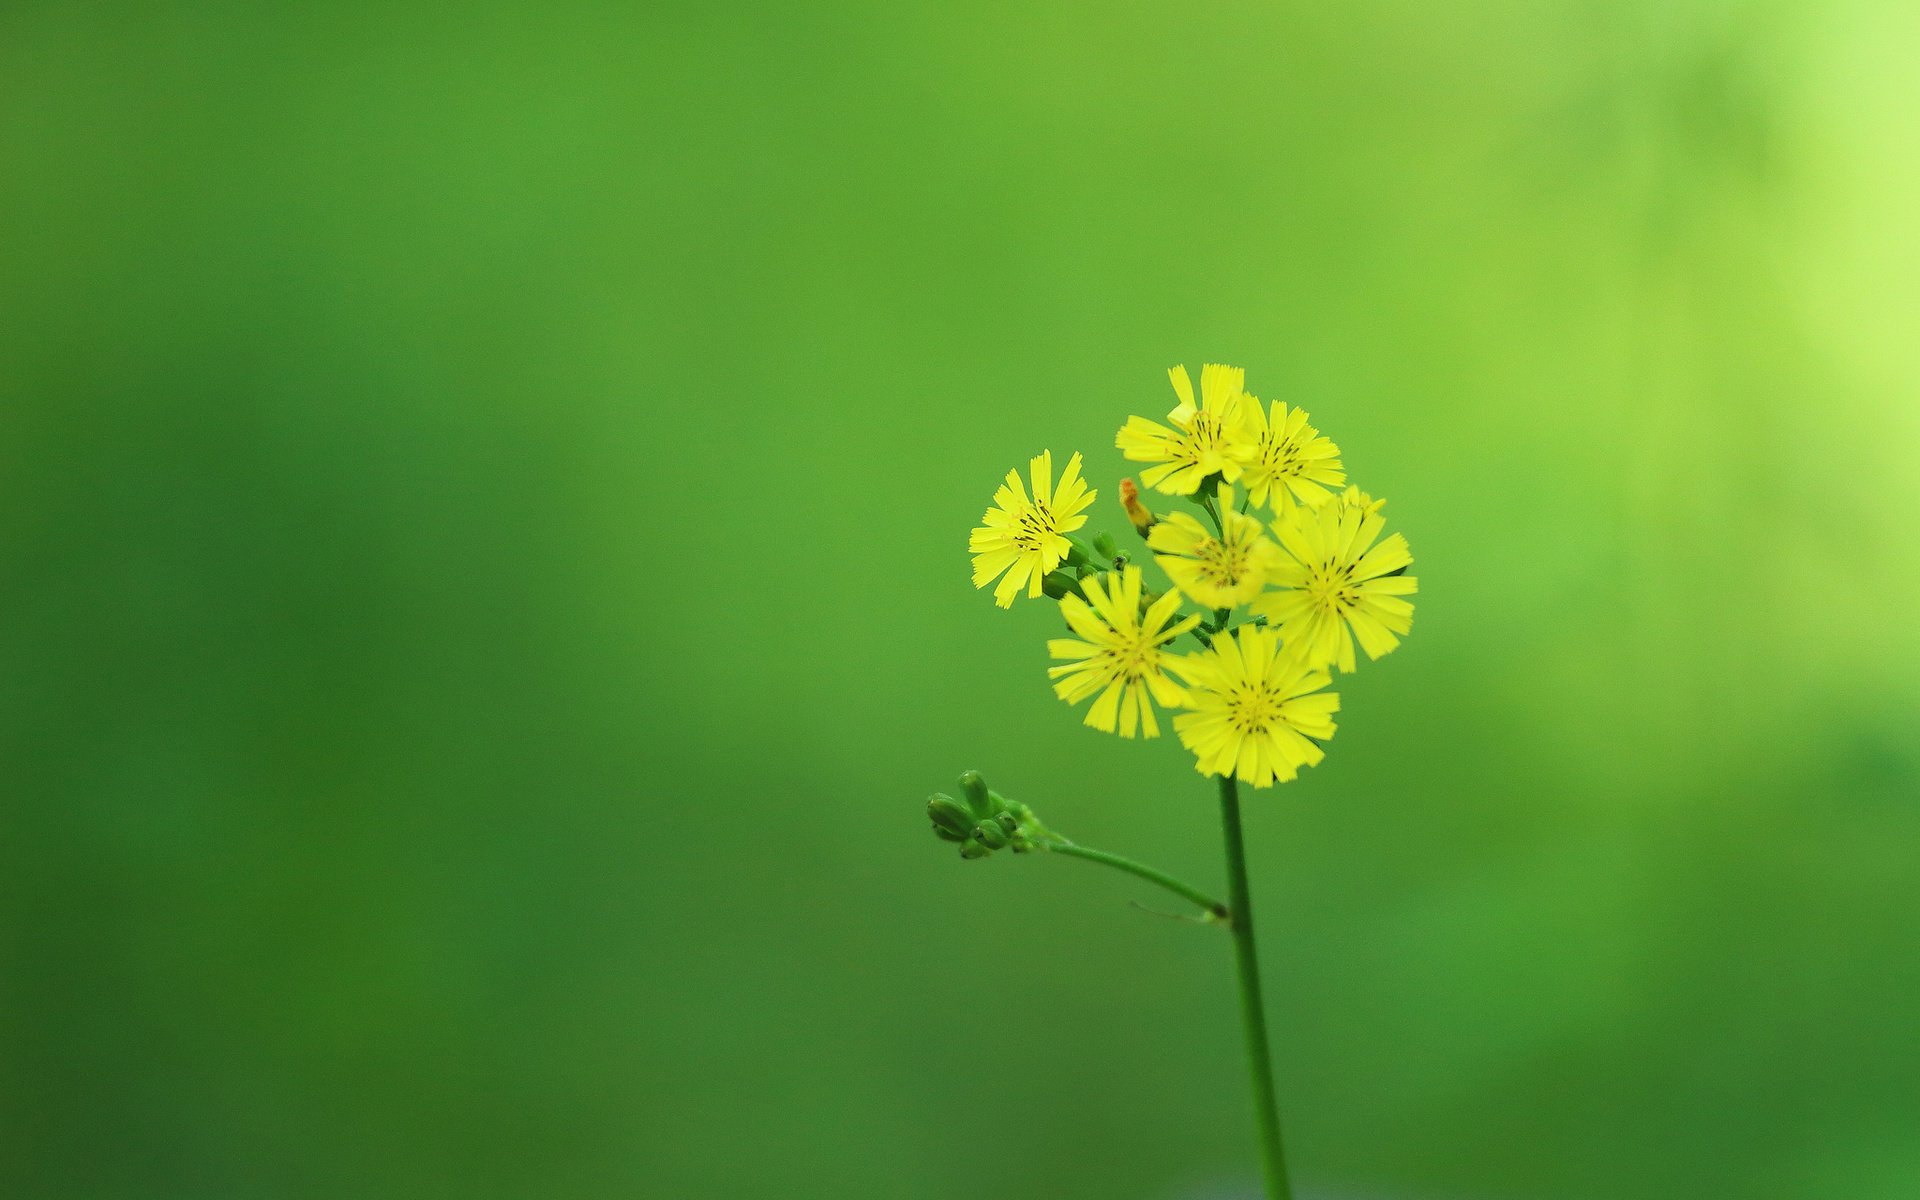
{"left": 1042, "top": 841, "right": 1227, "bottom": 921}
{"left": 1199, "top": 489, "right": 1224, "bottom": 535}
{"left": 1217, "top": 773, "right": 1293, "bottom": 1200}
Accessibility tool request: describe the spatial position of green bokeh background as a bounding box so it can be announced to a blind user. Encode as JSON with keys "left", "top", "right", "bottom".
{"left": 4, "top": 3, "right": 1917, "bottom": 1198}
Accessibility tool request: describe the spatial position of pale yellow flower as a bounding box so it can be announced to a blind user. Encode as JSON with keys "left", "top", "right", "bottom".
{"left": 1047, "top": 566, "right": 1200, "bottom": 738}
{"left": 1116, "top": 364, "right": 1250, "bottom": 495}
{"left": 1251, "top": 486, "right": 1416, "bottom": 672}
{"left": 1232, "top": 397, "right": 1344, "bottom": 517}
{"left": 969, "top": 450, "right": 1096, "bottom": 608}
{"left": 1147, "top": 485, "right": 1280, "bottom": 609}
{"left": 1172, "top": 625, "right": 1339, "bottom": 787}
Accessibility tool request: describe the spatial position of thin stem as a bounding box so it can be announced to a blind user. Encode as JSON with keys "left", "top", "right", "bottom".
{"left": 1041, "top": 840, "right": 1228, "bottom": 921}
{"left": 1217, "top": 773, "right": 1293, "bottom": 1200}
{"left": 1199, "top": 489, "right": 1225, "bottom": 536}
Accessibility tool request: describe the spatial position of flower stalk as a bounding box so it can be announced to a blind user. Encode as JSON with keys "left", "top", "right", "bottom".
{"left": 1041, "top": 840, "right": 1227, "bottom": 921}
{"left": 1217, "top": 772, "right": 1292, "bottom": 1200}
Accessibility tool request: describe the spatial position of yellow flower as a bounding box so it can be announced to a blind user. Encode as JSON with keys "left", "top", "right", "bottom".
{"left": 1048, "top": 566, "right": 1200, "bottom": 738}
{"left": 1172, "top": 625, "right": 1339, "bottom": 787}
{"left": 1340, "top": 486, "right": 1386, "bottom": 515}
{"left": 1250, "top": 486, "right": 1417, "bottom": 672}
{"left": 1147, "top": 485, "right": 1279, "bottom": 609}
{"left": 970, "top": 450, "right": 1096, "bottom": 608}
{"left": 1233, "top": 397, "right": 1344, "bottom": 517}
{"left": 1116, "top": 364, "right": 1250, "bottom": 495}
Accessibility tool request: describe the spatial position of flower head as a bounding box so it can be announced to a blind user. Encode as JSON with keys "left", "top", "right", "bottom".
{"left": 1116, "top": 364, "right": 1251, "bottom": 495}
{"left": 1172, "top": 625, "right": 1339, "bottom": 787}
{"left": 1233, "top": 397, "right": 1344, "bottom": 517}
{"left": 1048, "top": 566, "right": 1200, "bottom": 739}
{"left": 1250, "top": 486, "right": 1417, "bottom": 672}
{"left": 969, "top": 451, "right": 1096, "bottom": 608}
{"left": 1147, "top": 485, "right": 1280, "bottom": 609}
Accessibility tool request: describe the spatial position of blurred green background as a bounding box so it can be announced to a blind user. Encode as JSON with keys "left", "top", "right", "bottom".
{"left": 3, "top": 2, "right": 1917, "bottom": 1197}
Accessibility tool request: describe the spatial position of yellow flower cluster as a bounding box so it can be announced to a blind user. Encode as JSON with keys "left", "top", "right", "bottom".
{"left": 968, "top": 364, "right": 1419, "bottom": 789}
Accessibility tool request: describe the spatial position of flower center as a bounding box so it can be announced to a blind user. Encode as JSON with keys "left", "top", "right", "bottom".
{"left": 1304, "top": 559, "right": 1360, "bottom": 611}
{"left": 1187, "top": 412, "right": 1231, "bottom": 456}
{"left": 1012, "top": 502, "right": 1057, "bottom": 552}
{"left": 1224, "top": 680, "right": 1283, "bottom": 734}
{"left": 1094, "top": 632, "right": 1158, "bottom": 683}
{"left": 1198, "top": 535, "right": 1251, "bottom": 586}
{"left": 1259, "top": 432, "right": 1304, "bottom": 478}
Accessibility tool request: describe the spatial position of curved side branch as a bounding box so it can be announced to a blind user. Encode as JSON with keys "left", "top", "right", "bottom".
{"left": 1040, "top": 840, "right": 1228, "bottom": 922}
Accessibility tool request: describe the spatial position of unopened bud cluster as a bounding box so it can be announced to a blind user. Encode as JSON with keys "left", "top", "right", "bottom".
{"left": 926, "top": 770, "right": 1049, "bottom": 859}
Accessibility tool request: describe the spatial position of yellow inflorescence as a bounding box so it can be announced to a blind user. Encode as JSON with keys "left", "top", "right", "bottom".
{"left": 1116, "top": 364, "right": 1251, "bottom": 495}
{"left": 1235, "top": 396, "right": 1345, "bottom": 518}
{"left": 970, "top": 364, "right": 1416, "bottom": 787}
{"left": 1047, "top": 566, "right": 1200, "bottom": 740}
{"left": 1173, "top": 625, "right": 1340, "bottom": 788}
{"left": 1147, "top": 485, "right": 1279, "bottom": 610}
{"left": 1251, "top": 486, "right": 1417, "bottom": 674}
{"left": 969, "top": 450, "right": 1096, "bottom": 608}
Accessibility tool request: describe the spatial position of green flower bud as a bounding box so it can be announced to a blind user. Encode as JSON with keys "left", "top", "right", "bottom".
{"left": 1040, "top": 570, "right": 1080, "bottom": 600}
{"left": 1093, "top": 531, "right": 1117, "bottom": 558}
{"left": 960, "top": 771, "right": 992, "bottom": 819}
{"left": 928, "top": 794, "right": 975, "bottom": 839}
{"left": 959, "top": 840, "right": 991, "bottom": 860}
{"left": 973, "top": 821, "right": 1009, "bottom": 850}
